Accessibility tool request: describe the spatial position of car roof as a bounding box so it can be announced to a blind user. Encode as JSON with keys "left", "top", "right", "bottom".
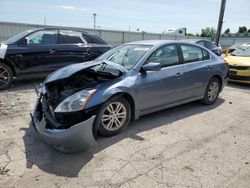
{"left": 180, "top": 39, "right": 213, "bottom": 43}
{"left": 125, "top": 40, "right": 213, "bottom": 47}
{"left": 126, "top": 40, "right": 177, "bottom": 46}
{"left": 32, "top": 27, "right": 88, "bottom": 33}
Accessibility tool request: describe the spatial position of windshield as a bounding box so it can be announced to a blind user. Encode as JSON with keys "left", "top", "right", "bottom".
{"left": 97, "top": 44, "right": 152, "bottom": 69}
{"left": 231, "top": 47, "right": 250, "bottom": 57}
{"left": 5, "top": 30, "right": 34, "bottom": 44}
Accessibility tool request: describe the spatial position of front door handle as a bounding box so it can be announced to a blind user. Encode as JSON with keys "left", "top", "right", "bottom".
{"left": 49, "top": 49, "right": 56, "bottom": 54}
{"left": 16, "top": 54, "right": 23, "bottom": 58}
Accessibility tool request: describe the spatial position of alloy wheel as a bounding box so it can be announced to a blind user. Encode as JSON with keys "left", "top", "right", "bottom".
{"left": 0, "top": 65, "right": 10, "bottom": 88}
{"left": 101, "top": 102, "right": 127, "bottom": 131}
{"left": 208, "top": 81, "right": 219, "bottom": 102}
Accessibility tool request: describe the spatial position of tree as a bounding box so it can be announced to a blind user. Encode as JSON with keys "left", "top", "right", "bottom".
{"left": 186, "top": 33, "right": 194, "bottom": 36}
{"left": 200, "top": 27, "right": 216, "bottom": 37}
{"left": 248, "top": 28, "right": 250, "bottom": 33}
{"left": 238, "top": 26, "right": 247, "bottom": 33}
{"left": 224, "top": 28, "right": 230, "bottom": 35}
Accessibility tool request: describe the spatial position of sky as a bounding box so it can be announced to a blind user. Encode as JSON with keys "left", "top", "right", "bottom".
{"left": 0, "top": 0, "right": 249, "bottom": 34}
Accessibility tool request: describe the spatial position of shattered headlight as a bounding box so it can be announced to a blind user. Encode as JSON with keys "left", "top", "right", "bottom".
{"left": 54, "top": 89, "right": 96, "bottom": 113}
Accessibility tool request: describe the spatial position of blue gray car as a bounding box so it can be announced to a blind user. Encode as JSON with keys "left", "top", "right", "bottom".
{"left": 31, "top": 40, "right": 229, "bottom": 153}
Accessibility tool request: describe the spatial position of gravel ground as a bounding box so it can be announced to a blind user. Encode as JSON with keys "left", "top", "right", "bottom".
{"left": 0, "top": 79, "right": 249, "bottom": 188}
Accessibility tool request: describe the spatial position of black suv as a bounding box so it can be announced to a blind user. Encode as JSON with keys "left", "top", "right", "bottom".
{"left": 0, "top": 28, "right": 111, "bottom": 89}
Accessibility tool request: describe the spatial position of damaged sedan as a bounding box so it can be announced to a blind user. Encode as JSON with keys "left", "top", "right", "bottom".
{"left": 31, "top": 40, "right": 229, "bottom": 153}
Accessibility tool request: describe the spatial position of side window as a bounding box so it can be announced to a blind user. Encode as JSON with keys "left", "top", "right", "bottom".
{"left": 26, "top": 30, "right": 58, "bottom": 45}
{"left": 59, "top": 30, "right": 86, "bottom": 44}
{"left": 202, "top": 49, "right": 210, "bottom": 60}
{"left": 146, "top": 44, "right": 180, "bottom": 68}
{"left": 180, "top": 44, "right": 203, "bottom": 63}
{"left": 83, "top": 33, "right": 107, "bottom": 44}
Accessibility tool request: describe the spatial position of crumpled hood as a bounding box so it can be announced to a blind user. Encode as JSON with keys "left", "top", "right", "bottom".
{"left": 45, "top": 60, "right": 127, "bottom": 84}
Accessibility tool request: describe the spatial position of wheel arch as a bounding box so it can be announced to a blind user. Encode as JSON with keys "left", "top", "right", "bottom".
{"left": 106, "top": 92, "right": 136, "bottom": 121}
{"left": 210, "top": 74, "right": 223, "bottom": 91}
{"left": 0, "top": 58, "right": 17, "bottom": 76}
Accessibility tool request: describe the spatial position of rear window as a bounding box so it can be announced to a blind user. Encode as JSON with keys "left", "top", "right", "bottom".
{"left": 197, "top": 41, "right": 205, "bottom": 46}
{"left": 83, "top": 33, "right": 107, "bottom": 44}
{"left": 204, "top": 41, "right": 217, "bottom": 49}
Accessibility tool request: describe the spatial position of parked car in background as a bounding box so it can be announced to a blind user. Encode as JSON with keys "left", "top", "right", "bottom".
{"left": 31, "top": 40, "right": 229, "bottom": 153}
{"left": 224, "top": 45, "right": 250, "bottom": 84}
{"left": 0, "top": 28, "right": 111, "bottom": 89}
{"left": 184, "top": 39, "right": 222, "bottom": 56}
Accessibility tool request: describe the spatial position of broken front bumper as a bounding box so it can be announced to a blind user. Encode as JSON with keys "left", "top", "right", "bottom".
{"left": 31, "top": 97, "right": 98, "bottom": 153}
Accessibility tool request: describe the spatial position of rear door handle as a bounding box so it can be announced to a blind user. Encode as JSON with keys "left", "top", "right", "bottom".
{"left": 49, "top": 49, "right": 56, "bottom": 54}
{"left": 175, "top": 72, "right": 183, "bottom": 77}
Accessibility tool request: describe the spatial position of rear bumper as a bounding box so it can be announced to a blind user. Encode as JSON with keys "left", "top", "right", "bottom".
{"left": 31, "top": 97, "right": 97, "bottom": 153}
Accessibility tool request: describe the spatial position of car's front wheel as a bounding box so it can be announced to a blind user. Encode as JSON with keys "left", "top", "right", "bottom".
{"left": 0, "top": 62, "right": 13, "bottom": 90}
{"left": 202, "top": 77, "right": 221, "bottom": 105}
{"left": 95, "top": 97, "right": 131, "bottom": 136}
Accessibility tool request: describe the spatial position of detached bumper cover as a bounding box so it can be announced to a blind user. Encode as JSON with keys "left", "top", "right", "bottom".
{"left": 229, "top": 75, "right": 250, "bottom": 84}
{"left": 31, "top": 98, "right": 97, "bottom": 153}
{"left": 229, "top": 68, "right": 250, "bottom": 83}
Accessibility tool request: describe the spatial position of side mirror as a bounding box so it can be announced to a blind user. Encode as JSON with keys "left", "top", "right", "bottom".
{"left": 141, "top": 62, "right": 161, "bottom": 72}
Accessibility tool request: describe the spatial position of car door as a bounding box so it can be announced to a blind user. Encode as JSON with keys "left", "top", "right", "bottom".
{"left": 136, "top": 44, "right": 185, "bottom": 112}
{"left": 180, "top": 44, "right": 211, "bottom": 99}
{"left": 14, "top": 30, "right": 60, "bottom": 73}
{"left": 55, "top": 30, "right": 90, "bottom": 67}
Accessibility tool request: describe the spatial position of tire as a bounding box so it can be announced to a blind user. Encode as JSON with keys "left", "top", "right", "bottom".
{"left": 0, "top": 62, "right": 13, "bottom": 90}
{"left": 94, "top": 96, "right": 131, "bottom": 137}
{"left": 202, "top": 77, "right": 221, "bottom": 105}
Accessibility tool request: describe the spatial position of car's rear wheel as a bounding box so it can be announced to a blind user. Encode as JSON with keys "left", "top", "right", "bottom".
{"left": 202, "top": 77, "right": 220, "bottom": 105}
{"left": 95, "top": 97, "right": 131, "bottom": 136}
{"left": 0, "top": 62, "right": 13, "bottom": 90}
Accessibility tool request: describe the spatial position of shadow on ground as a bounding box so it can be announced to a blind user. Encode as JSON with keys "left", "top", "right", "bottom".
{"left": 227, "top": 82, "right": 250, "bottom": 91}
{"left": 2, "top": 77, "right": 45, "bottom": 92}
{"left": 21, "top": 97, "right": 225, "bottom": 177}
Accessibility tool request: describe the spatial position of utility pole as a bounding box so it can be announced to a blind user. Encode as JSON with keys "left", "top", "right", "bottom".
{"left": 215, "top": 0, "right": 226, "bottom": 46}
{"left": 93, "top": 13, "right": 96, "bottom": 30}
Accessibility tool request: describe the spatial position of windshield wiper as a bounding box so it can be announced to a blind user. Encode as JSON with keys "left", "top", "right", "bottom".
{"left": 121, "top": 48, "right": 129, "bottom": 66}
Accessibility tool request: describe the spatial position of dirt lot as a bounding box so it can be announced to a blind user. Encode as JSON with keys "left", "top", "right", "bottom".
{"left": 0, "top": 79, "right": 249, "bottom": 188}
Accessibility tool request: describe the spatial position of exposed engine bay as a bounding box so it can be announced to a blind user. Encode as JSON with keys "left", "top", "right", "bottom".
{"left": 40, "top": 63, "right": 123, "bottom": 129}
{"left": 45, "top": 64, "right": 122, "bottom": 108}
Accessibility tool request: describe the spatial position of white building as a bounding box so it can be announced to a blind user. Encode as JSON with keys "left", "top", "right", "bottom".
{"left": 164, "top": 27, "right": 186, "bottom": 36}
